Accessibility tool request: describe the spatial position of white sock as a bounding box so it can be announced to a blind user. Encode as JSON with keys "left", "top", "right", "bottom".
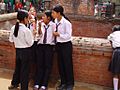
{"left": 34, "top": 85, "right": 39, "bottom": 88}
{"left": 113, "top": 78, "right": 119, "bottom": 90}
{"left": 41, "top": 86, "right": 46, "bottom": 89}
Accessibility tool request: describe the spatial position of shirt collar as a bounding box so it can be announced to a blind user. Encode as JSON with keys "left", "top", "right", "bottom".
{"left": 55, "top": 16, "right": 64, "bottom": 24}
{"left": 43, "top": 21, "right": 53, "bottom": 27}
{"left": 19, "top": 23, "right": 26, "bottom": 27}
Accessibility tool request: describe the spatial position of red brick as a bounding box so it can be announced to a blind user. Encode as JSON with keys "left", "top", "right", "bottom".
{"left": 92, "top": 50, "right": 104, "bottom": 56}
{"left": 103, "top": 52, "right": 112, "bottom": 57}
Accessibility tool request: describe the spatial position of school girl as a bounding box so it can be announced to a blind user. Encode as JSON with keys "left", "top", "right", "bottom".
{"left": 28, "top": 6, "right": 38, "bottom": 63}
{"left": 52, "top": 5, "right": 74, "bottom": 90}
{"left": 28, "top": 6, "right": 37, "bottom": 33}
{"left": 8, "top": 10, "right": 34, "bottom": 90}
{"left": 108, "top": 25, "right": 120, "bottom": 90}
{"left": 33, "top": 10, "right": 56, "bottom": 90}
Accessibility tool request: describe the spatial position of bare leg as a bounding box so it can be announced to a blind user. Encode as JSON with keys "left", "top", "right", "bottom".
{"left": 113, "top": 74, "right": 119, "bottom": 90}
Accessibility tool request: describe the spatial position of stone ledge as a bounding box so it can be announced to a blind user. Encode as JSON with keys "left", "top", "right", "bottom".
{"left": 67, "top": 14, "right": 120, "bottom": 23}
{"left": 0, "top": 13, "right": 17, "bottom": 22}
{"left": 72, "top": 37, "right": 112, "bottom": 52}
{"left": 0, "top": 30, "right": 10, "bottom": 46}
{"left": 0, "top": 30, "right": 10, "bottom": 41}
{"left": 0, "top": 30, "right": 112, "bottom": 52}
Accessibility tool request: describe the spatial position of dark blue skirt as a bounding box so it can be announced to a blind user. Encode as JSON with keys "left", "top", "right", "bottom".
{"left": 109, "top": 48, "right": 120, "bottom": 74}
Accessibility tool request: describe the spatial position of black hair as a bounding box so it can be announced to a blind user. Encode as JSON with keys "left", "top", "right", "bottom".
{"left": 36, "top": 12, "right": 44, "bottom": 19}
{"left": 44, "top": 10, "right": 53, "bottom": 21}
{"left": 112, "top": 25, "right": 120, "bottom": 32}
{"left": 52, "top": 4, "right": 70, "bottom": 22}
{"left": 14, "top": 10, "right": 28, "bottom": 37}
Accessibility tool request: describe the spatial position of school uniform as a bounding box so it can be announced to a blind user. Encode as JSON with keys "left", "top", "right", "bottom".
{"left": 28, "top": 19, "right": 39, "bottom": 84}
{"left": 55, "top": 17, "right": 74, "bottom": 87}
{"left": 28, "top": 19, "right": 38, "bottom": 63}
{"left": 34, "top": 21, "right": 56, "bottom": 88}
{"left": 9, "top": 23, "right": 34, "bottom": 90}
{"left": 108, "top": 31, "right": 120, "bottom": 74}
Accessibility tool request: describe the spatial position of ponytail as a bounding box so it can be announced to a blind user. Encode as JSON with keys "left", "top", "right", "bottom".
{"left": 14, "top": 22, "right": 19, "bottom": 37}
{"left": 14, "top": 9, "right": 29, "bottom": 37}
{"left": 62, "top": 13, "right": 70, "bottom": 22}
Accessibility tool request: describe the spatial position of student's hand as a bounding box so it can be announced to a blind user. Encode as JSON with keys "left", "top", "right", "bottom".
{"left": 30, "top": 19, "right": 35, "bottom": 23}
{"left": 33, "top": 30, "right": 37, "bottom": 35}
{"left": 53, "top": 32, "right": 60, "bottom": 36}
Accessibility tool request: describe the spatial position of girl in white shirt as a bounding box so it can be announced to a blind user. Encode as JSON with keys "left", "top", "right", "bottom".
{"left": 28, "top": 6, "right": 38, "bottom": 64}
{"left": 52, "top": 5, "right": 74, "bottom": 90}
{"left": 108, "top": 25, "right": 120, "bottom": 90}
{"left": 33, "top": 10, "right": 56, "bottom": 90}
{"left": 8, "top": 10, "right": 34, "bottom": 90}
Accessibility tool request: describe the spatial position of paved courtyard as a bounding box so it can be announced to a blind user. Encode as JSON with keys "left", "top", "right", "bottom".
{"left": 0, "top": 68, "right": 113, "bottom": 90}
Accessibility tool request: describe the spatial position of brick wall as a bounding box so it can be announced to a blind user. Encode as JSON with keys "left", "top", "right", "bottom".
{"left": 72, "top": 37, "right": 113, "bottom": 87}
{"left": 50, "top": 0, "right": 120, "bottom": 38}
{"left": 0, "top": 13, "right": 120, "bottom": 38}
{"left": 0, "top": 30, "right": 15, "bottom": 69}
{"left": 51, "top": 0, "right": 94, "bottom": 16}
{"left": 71, "top": 16, "right": 120, "bottom": 38}
{"left": 0, "top": 30, "right": 114, "bottom": 87}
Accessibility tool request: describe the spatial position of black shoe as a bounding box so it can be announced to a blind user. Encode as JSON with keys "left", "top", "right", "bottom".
{"left": 66, "top": 85, "right": 73, "bottom": 90}
{"left": 8, "top": 85, "right": 19, "bottom": 89}
{"left": 56, "top": 84, "right": 66, "bottom": 90}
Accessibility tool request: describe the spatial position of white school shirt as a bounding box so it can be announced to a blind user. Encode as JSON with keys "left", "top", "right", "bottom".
{"left": 107, "top": 31, "right": 120, "bottom": 48}
{"left": 54, "top": 16, "right": 72, "bottom": 43}
{"left": 29, "top": 21, "right": 37, "bottom": 41}
{"left": 29, "top": 19, "right": 41, "bottom": 41}
{"left": 9, "top": 23, "right": 34, "bottom": 48}
{"left": 37, "top": 21, "right": 56, "bottom": 45}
